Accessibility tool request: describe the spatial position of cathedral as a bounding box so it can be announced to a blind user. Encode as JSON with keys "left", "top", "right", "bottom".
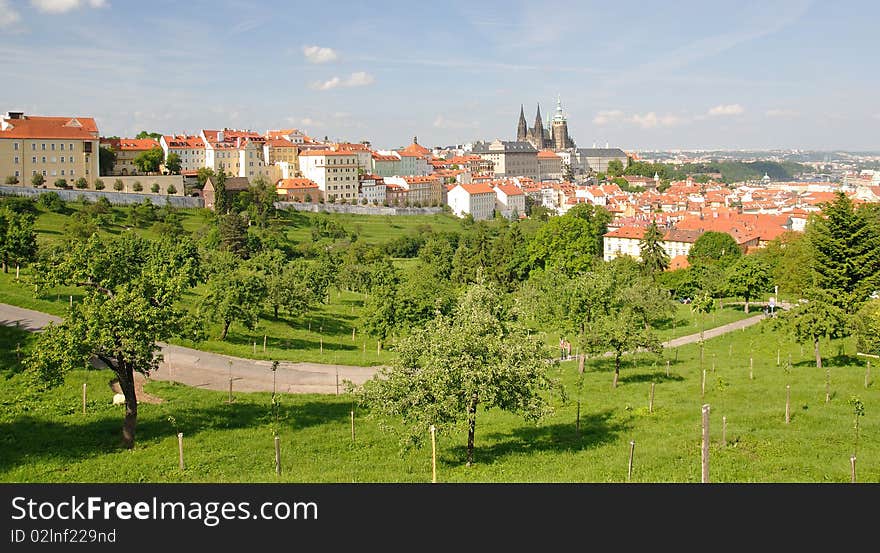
{"left": 517, "top": 96, "right": 576, "bottom": 151}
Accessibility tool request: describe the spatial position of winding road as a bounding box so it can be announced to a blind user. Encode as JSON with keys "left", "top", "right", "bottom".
{"left": 0, "top": 302, "right": 770, "bottom": 396}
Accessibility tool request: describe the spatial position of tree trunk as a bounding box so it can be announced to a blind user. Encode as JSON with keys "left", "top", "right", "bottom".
{"left": 273, "top": 305, "right": 279, "bottom": 319}
{"left": 814, "top": 338, "right": 821, "bottom": 370}
{"left": 744, "top": 295, "right": 749, "bottom": 314}
{"left": 613, "top": 354, "right": 620, "bottom": 388}
{"left": 220, "top": 320, "right": 231, "bottom": 341}
{"left": 466, "top": 393, "right": 478, "bottom": 466}
{"left": 117, "top": 361, "right": 138, "bottom": 449}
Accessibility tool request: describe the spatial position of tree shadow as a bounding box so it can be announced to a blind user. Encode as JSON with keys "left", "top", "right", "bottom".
{"left": 217, "top": 332, "right": 359, "bottom": 353}
{"left": 447, "top": 409, "right": 629, "bottom": 465}
{"left": 619, "top": 372, "right": 685, "bottom": 384}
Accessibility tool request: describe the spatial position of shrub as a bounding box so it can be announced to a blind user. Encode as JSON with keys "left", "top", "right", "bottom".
{"left": 150, "top": 182, "right": 160, "bottom": 193}
{"left": 132, "top": 181, "right": 142, "bottom": 192}
{"left": 54, "top": 178, "right": 68, "bottom": 188}
{"left": 74, "top": 177, "right": 88, "bottom": 189}
{"left": 31, "top": 174, "right": 46, "bottom": 187}
{"left": 113, "top": 179, "right": 124, "bottom": 191}
{"left": 304, "top": 193, "right": 312, "bottom": 203}
{"left": 5, "top": 175, "right": 19, "bottom": 185}
{"left": 37, "top": 192, "right": 66, "bottom": 212}
{"left": 93, "top": 178, "right": 105, "bottom": 190}
{"left": 166, "top": 184, "right": 177, "bottom": 195}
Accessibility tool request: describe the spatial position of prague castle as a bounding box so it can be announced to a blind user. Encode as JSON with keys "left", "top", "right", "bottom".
{"left": 516, "top": 96, "right": 575, "bottom": 151}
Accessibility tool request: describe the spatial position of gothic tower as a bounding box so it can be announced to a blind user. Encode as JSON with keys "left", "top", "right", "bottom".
{"left": 551, "top": 94, "right": 571, "bottom": 150}
{"left": 532, "top": 104, "right": 546, "bottom": 149}
{"left": 516, "top": 105, "right": 528, "bottom": 142}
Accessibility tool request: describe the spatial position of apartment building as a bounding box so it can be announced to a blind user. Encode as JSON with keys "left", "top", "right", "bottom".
{"left": 298, "top": 150, "right": 359, "bottom": 201}
{"left": 100, "top": 137, "right": 160, "bottom": 176}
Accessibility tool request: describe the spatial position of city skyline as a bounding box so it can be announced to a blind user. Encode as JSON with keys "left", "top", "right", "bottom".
{"left": 1, "top": 0, "right": 878, "bottom": 150}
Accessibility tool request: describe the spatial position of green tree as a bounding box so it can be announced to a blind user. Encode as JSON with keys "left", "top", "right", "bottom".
{"left": 639, "top": 222, "right": 669, "bottom": 276}
{"left": 247, "top": 250, "right": 313, "bottom": 320}
{"left": 5, "top": 175, "right": 19, "bottom": 185}
{"left": 246, "top": 177, "right": 276, "bottom": 228}
{"left": 113, "top": 179, "right": 124, "bottom": 191}
{"left": 778, "top": 290, "right": 848, "bottom": 370}
{"left": 133, "top": 147, "right": 164, "bottom": 174}
{"left": 853, "top": 300, "right": 880, "bottom": 357}
{"left": 213, "top": 170, "right": 229, "bottom": 215}
{"left": 135, "top": 131, "right": 162, "bottom": 140}
{"left": 589, "top": 306, "right": 663, "bottom": 388}
{"left": 218, "top": 212, "right": 249, "bottom": 258}
{"left": 132, "top": 181, "right": 142, "bottom": 192}
{"left": 562, "top": 163, "right": 574, "bottom": 182}
{"left": 166, "top": 184, "right": 177, "bottom": 195}
{"left": 165, "top": 153, "right": 182, "bottom": 175}
{"left": 528, "top": 203, "right": 611, "bottom": 275}
{"left": 54, "top": 178, "right": 68, "bottom": 188}
{"left": 99, "top": 146, "right": 117, "bottom": 176}
{"left": 93, "top": 178, "right": 105, "bottom": 190}
{"left": 357, "top": 284, "right": 555, "bottom": 465}
{"left": 200, "top": 265, "right": 267, "bottom": 340}
{"left": 150, "top": 182, "right": 160, "bottom": 193}
{"left": 196, "top": 168, "right": 215, "bottom": 189}
{"left": 31, "top": 174, "right": 46, "bottom": 187}
{"left": 0, "top": 207, "right": 38, "bottom": 272}
{"left": 688, "top": 231, "right": 741, "bottom": 268}
{"left": 73, "top": 177, "right": 88, "bottom": 189}
{"left": 26, "top": 234, "right": 201, "bottom": 448}
{"left": 726, "top": 255, "right": 771, "bottom": 313}
{"left": 607, "top": 159, "right": 624, "bottom": 177}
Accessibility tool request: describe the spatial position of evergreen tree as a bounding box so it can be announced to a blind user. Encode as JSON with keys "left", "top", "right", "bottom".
{"left": 639, "top": 221, "right": 669, "bottom": 276}
{"left": 213, "top": 170, "right": 229, "bottom": 215}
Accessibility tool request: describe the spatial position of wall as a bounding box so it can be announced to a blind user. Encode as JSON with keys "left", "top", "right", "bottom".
{"left": 0, "top": 184, "right": 203, "bottom": 207}
{"left": 276, "top": 201, "right": 444, "bottom": 216}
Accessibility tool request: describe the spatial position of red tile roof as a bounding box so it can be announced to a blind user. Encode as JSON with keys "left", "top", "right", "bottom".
{"left": 495, "top": 183, "right": 524, "bottom": 196}
{"left": 276, "top": 178, "right": 319, "bottom": 190}
{"left": 457, "top": 183, "right": 495, "bottom": 195}
{"left": 101, "top": 138, "right": 160, "bottom": 151}
{"left": 1, "top": 115, "right": 99, "bottom": 139}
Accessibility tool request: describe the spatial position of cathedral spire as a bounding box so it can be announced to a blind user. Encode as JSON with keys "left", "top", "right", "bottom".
{"left": 517, "top": 104, "right": 528, "bottom": 142}
{"left": 533, "top": 104, "right": 545, "bottom": 149}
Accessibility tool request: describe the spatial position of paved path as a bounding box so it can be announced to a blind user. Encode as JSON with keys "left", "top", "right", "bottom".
{"left": 0, "top": 302, "right": 772, "bottom": 395}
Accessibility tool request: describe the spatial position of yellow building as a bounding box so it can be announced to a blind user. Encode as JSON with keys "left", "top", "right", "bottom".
{"left": 99, "top": 137, "right": 160, "bottom": 176}
{"left": 0, "top": 111, "right": 100, "bottom": 186}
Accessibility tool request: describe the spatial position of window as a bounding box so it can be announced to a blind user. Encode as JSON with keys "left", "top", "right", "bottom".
{"left": 41, "top": 144, "right": 46, "bottom": 150}
{"left": 32, "top": 157, "right": 36, "bottom": 163}
{"left": 60, "top": 156, "right": 65, "bottom": 163}
{"left": 60, "top": 143, "right": 64, "bottom": 151}
{"left": 42, "top": 156, "right": 46, "bottom": 163}
{"left": 14, "top": 143, "right": 18, "bottom": 150}
{"left": 14, "top": 171, "right": 19, "bottom": 177}
{"left": 31, "top": 144, "right": 35, "bottom": 151}
{"left": 42, "top": 170, "right": 47, "bottom": 176}
{"left": 71, "top": 169, "right": 75, "bottom": 176}
{"left": 14, "top": 156, "right": 19, "bottom": 164}
{"left": 51, "top": 170, "right": 57, "bottom": 176}
{"left": 51, "top": 157, "right": 56, "bottom": 163}
{"left": 51, "top": 144, "right": 55, "bottom": 151}
{"left": 70, "top": 143, "right": 74, "bottom": 151}
{"left": 61, "top": 170, "right": 65, "bottom": 176}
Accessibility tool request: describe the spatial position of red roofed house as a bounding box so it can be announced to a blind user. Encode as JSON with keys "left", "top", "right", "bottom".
{"left": 276, "top": 178, "right": 320, "bottom": 202}
{"left": 160, "top": 134, "right": 206, "bottom": 174}
{"left": 448, "top": 183, "right": 496, "bottom": 220}
{"left": 99, "top": 137, "right": 161, "bottom": 176}
{"left": 298, "top": 149, "right": 359, "bottom": 202}
{"left": 1, "top": 111, "right": 100, "bottom": 186}
{"left": 383, "top": 175, "right": 443, "bottom": 206}
{"left": 494, "top": 182, "right": 526, "bottom": 219}
{"left": 603, "top": 226, "right": 705, "bottom": 263}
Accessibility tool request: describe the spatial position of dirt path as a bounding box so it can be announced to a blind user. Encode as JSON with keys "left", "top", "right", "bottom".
{"left": 1, "top": 302, "right": 771, "bottom": 396}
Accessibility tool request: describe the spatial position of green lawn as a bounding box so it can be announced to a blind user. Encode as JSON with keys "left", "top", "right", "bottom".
{"left": 2, "top": 321, "right": 876, "bottom": 482}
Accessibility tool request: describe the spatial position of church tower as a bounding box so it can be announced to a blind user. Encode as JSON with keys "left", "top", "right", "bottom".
{"left": 517, "top": 105, "right": 528, "bottom": 142}
{"left": 532, "top": 104, "right": 546, "bottom": 149}
{"left": 551, "top": 94, "right": 571, "bottom": 150}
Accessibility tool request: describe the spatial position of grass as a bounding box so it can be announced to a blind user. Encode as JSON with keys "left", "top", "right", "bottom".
{"left": 1, "top": 320, "right": 876, "bottom": 482}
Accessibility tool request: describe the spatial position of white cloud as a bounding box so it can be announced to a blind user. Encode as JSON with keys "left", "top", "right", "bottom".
{"left": 302, "top": 45, "right": 338, "bottom": 64}
{"left": 30, "top": 0, "right": 107, "bottom": 13}
{"left": 310, "top": 72, "right": 375, "bottom": 91}
{"left": 593, "top": 110, "right": 623, "bottom": 125}
{"left": 765, "top": 109, "right": 799, "bottom": 118}
{"left": 708, "top": 104, "right": 745, "bottom": 116}
{"left": 627, "top": 112, "right": 682, "bottom": 129}
{"left": 0, "top": 0, "right": 21, "bottom": 27}
{"left": 433, "top": 115, "right": 478, "bottom": 130}
{"left": 286, "top": 116, "right": 323, "bottom": 128}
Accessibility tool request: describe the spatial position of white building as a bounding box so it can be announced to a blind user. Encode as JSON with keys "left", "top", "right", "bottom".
{"left": 603, "top": 226, "right": 704, "bottom": 262}
{"left": 358, "top": 174, "right": 386, "bottom": 205}
{"left": 298, "top": 149, "right": 359, "bottom": 201}
{"left": 160, "top": 134, "right": 206, "bottom": 173}
{"left": 447, "top": 183, "right": 496, "bottom": 220}
{"left": 494, "top": 183, "right": 526, "bottom": 219}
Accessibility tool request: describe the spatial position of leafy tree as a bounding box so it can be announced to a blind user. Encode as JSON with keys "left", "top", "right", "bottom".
{"left": 777, "top": 290, "right": 848, "bottom": 370}
{"left": 113, "top": 179, "right": 124, "bottom": 191}
{"left": 93, "top": 178, "right": 105, "bottom": 190}
{"left": 200, "top": 264, "right": 267, "bottom": 340}
{"left": 487, "top": 224, "right": 532, "bottom": 289}
{"left": 99, "top": 146, "right": 116, "bottom": 176}
{"left": 150, "top": 182, "right": 160, "bottom": 193}
{"left": 639, "top": 221, "right": 669, "bottom": 276}
{"left": 26, "top": 234, "right": 201, "bottom": 448}
{"left": 245, "top": 177, "right": 276, "bottom": 228}
{"left": 166, "top": 184, "right": 177, "bottom": 195}
{"left": 73, "top": 177, "right": 88, "bottom": 189}
{"left": 726, "top": 255, "right": 771, "bottom": 313}
{"left": 247, "top": 249, "right": 313, "bottom": 320}
{"left": 528, "top": 203, "right": 611, "bottom": 275}
{"left": 588, "top": 306, "right": 663, "bottom": 388}
{"left": 37, "top": 192, "right": 65, "bottom": 212}
{"left": 213, "top": 170, "right": 229, "bottom": 215}
{"left": 754, "top": 231, "right": 810, "bottom": 297}
{"left": 54, "top": 178, "right": 68, "bottom": 188}
{"left": 132, "top": 181, "right": 143, "bottom": 192}
{"left": 562, "top": 163, "right": 574, "bottom": 182}
{"left": 133, "top": 148, "right": 164, "bottom": 174}
{"left": 688, "top": 231, "right": 741, "bottom": 268}
{"left": 357, "top": 284, "right": 555, "bottom": 465}
{"left": 0, "top": 207, "right": 38, "bottom": 272}
{"left": 218, "top": 212, "right": 249, "bottom": 258}
{"left": 854, "top": 300, "right": 880, "bottom": 357}
{"left": 196, "top": 168, "right": 215, "bottom": 189}
{"left": 419, "top": 234, "right": 457, "bottom": 281}
{"left": 31, "top": 174, "right": 46, "bottom": 187}
{"left": 165, "top": 153, "right": 182, "bottom": 175}
{"left": 135, "top": 131, "right": 163, "bottom": 140}
{"left": 5, "top": 175, "right": 19, "bottom": 185}
{"left": 607, "top": 159, "right": 624, "bottom": 177}
{"left": 805, "top": 192, "right": 880, "bottom": 310}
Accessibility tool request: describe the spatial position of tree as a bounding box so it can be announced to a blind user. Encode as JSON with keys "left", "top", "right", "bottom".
{"left": 218, "top": 212, "right": 249, "bottom": 258}
{"left": 150, "top": 182, "right": 160, "bottom": 193}
{"left": 726, "top": 255, "right": 771, "bottom": 313}
{"left": 132, "top": 181, "right": 143, "bottom": 192}
{"left": 165, "top": 153, "right": 182, "bottom": 175}
{"left": 639, "top": 222, "right": 669, "bottom": 276}
{"left": 73, "top": 177, "right": 88, "bottom": 189}
{"left": 196, "top": 168, "right": 215, "bottom": 189}
{"left": 691, "top": 292, "right": 715, "bottom": 371}
{"left": 588, "top": 307, "right": 663, "bottom": 388}
{"left": 357, "top": 284, "right": 554, "bottom": 465}
{"left": 93, "top": 178, "right": 105, "bottom": 190}
{"left": 562, "top": 163, "right": 574, "bottom": 182}
{"left": 247, "top": 250, "right": 312, "bottom": 320}
{"left": 528, "top": 203, "right": 611, "bottom": 275}
{"left": 200, "top": 265, "right": 267, "bottom": 340}
{"left": 113, "top": 179, "right": 124, "bottom": 191}
{"left": 0, "top": 207, "right": 38, "bottom": 272}
{"left": 213, "top": 170, "right": 229, "bottom": 215}
{"left": 31, "top": 174, "right": 45, "bottom": 187}
{"left": 688, "top": 231, "right": 741, "bottom": 268}
{"left": 778, "top": 290, "right": 848, "bottom": 370}
{"left": 99, "top": 146, "right": 117, "bottom": 176}
{"left": 247, "top": 177, "right": 276, "bottom": 228}
{"left": 805, "top": 192, "right": 880, "bottom": 311}
{"left": 133, "top": 147, "right": 164, "bottom": 174}
{"left": 54, "top": 178, "right": 68, "bottom": 188}
{"left": 135, "top": 131, "right": 162, "bottom": 140}
{"left": 607, "top": 159, "right": 624, "bottom": 178}
{"left": 166, "top": 184, "right": 177, "bottom": 195}
{"left": 5, "top": 175, "right": 19, "bottom": 185}
{"left": 26, "top": 234, "right": 201, "bottom": 448}
{"left": 853, "top": 300, "right": 880, "bottom": 357}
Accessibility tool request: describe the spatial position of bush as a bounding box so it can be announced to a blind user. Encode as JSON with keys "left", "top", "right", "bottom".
{"left": 166, "top": 184, "right": 177, "bottom": 195}
{"left": 132, "top": 181, "right": 142, "bottom": 192}
{"left": 150, "top": 182, "right": 160, "bottom": 193}
{"left": 74, "top": 177, "right": 88, "bottom": 189}
{"left": 304, "top": 193, "right": 312, "bottom": 203}
{"left": 113, "top": 179, "right": 124, "bottom": 191}
{"left": 93, "top": 178, "right": 105, "bottom": 190}
{"left": 54, "top": 178, "right": 68, "bottom": 188}
{"left": 5, "top": 175, "right": 19, "bottom": 185}
{"left": 31, "top": 174, "right": 46, "bottom": 187}
{"left": 37, "top": 192, "right": 66, "bottom": 212}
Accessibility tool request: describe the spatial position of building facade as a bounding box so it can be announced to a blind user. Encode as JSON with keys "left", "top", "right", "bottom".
{"left": 472, "top": 140, "right": 538, "bottom": 179}
{"left": 447, "top": 183, "right": 496, "bottom": 220}
{"left": 100, "top": 137, "right": 160, "bottom": 176}
{"left": 298, "top": 150, "right": 359, "bottom": 201}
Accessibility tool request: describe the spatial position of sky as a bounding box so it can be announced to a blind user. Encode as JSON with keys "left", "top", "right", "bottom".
{"left": 1, "top": 0, "right": 878, "bottom": 151}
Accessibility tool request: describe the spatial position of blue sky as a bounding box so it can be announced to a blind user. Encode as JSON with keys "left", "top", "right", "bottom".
{"left": 1, "top": 0, "right": 878, "bottom": 150}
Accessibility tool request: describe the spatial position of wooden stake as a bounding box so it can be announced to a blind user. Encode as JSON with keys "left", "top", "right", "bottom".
{"left": 627, "top": 440, "right": 635, "bottom": 482}
{"left": 722, "top": 416, "right": 727, "bottom": 447}
{"left": 729, "top": 343, "right": 732, "bottom": 357}
{"left": 575, "top": 400, "right": 581, "bottom": 435}
{"left": 649, "top": 383, "right": 655, "bottom": 414}
{"left": 15, "top": 264, "right": 19, "bottom": 279}
{"left": 253, "top": 341, "right": 256, "bottom": 355}
{"left": 666, "top": 359, "right": 670, "bottom": 377}
{"left": 69, "top": 295, "right": 73, "bottom": 307}
{"left": 749, "top": 357, "right": 754, "bottom": 380}
{"left": 701, "top": 404, "right": 710, "bottom": 483}
{"left": 335, "top": 369, "right": 339, "bottom": 396}
{"left": 263, "top": 334, "right": 267, "bottom": 352}
{"left": 866, "top": 361, "right": 870, "bottom": 389}
{"left": 578, "top": 354, "right": 584, "bottom": 374}
{"left": 228, "top": 378, "right": 233, "bottom": 404}
{"left": 320, "top": 337, "right": 323, "bottom": 354}
{"left": 850, "top": 455, "right": 856, "bottom": 483}
{"left": 177, "top": 432, "right": 185, "bottom": 471}
{"left": 430, "top": 425, "right": 437, "bottom": 483}
{"left": 308, "top": 321, "right": 311, "bottom": 332}
{"left": 274, "top": 436, "right": 281, "bottom": 476}
{"left": 825, "top": 368, "right": 831, "bottom": 404}
{"left": 377, "top": 340, "right": 381, "bottom": 356}
{"left": 352, "top": 328, "right": 355, "bottom": 341}
{"left": 350, "top": 410, "right": 355, "bottom": 442}
{"left": 82, "top": 382, "right": 87, "bottom": 415}
{"left": 785, "top": 385, "right": 791, "bottom": 424}
{"left": 777, "top": 349, "right": 780, "bottom": 366}
{"left": 701, "top": 369, "right": 706, "bottom": 397}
